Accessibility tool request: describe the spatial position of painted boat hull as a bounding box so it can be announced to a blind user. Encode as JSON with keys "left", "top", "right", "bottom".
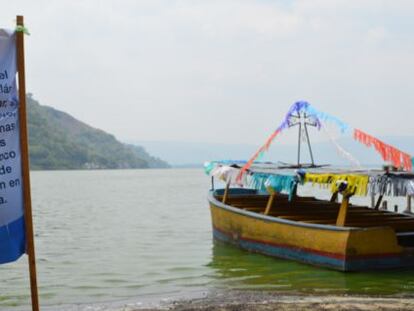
{"left": 208, "top": 189, "right": 414, "bottom": 271}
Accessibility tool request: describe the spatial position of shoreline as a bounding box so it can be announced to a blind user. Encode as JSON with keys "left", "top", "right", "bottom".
{"left": 140, "top": 291, "right": 414, "bottom": 311}
{"left": 40, "top": 290, "right": 414, "bottom": 311}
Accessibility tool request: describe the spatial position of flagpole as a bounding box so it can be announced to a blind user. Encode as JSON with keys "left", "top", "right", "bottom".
{"left": 16, "top": 15, "right": 40, "bottom": 311}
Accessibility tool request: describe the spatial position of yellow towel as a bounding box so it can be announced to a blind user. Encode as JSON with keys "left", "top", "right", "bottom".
{"left": 304, "top": 173, "right": 369, "bottom": 196}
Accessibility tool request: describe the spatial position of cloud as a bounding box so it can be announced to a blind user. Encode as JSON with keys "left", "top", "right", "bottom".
{"left": 0, "top": 1, "right": 413, "bottom": 145}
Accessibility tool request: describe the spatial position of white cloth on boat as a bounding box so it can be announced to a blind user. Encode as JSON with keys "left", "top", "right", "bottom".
{"left": 368, "top": 175, "right": 390, "bottom": 196}
{"left": 369, "top": 175, "right": 414, "bottom": 197}
{"left": 210, "top": 165, "right": 243, "bottom": 185}
{"left": 405, "top": 180, "right": 414, "bottom": 196}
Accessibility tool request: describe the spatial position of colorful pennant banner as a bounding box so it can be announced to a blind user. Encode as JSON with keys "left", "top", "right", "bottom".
{"left": 206, "top": 161, "right": 414, "bottom": 198}
{"left": 237, "top": 101, "right": 413, "bottom": 180}
{"left": 354, "top": 129, "right": 412, "bottom": 171}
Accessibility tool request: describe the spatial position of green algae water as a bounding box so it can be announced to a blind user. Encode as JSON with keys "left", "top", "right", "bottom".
{"left": 1, "top": 169, "right": 414, "bottom": 310}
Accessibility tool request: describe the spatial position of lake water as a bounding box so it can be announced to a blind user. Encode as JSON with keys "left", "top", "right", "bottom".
{"left": 1, "top": 169, "right": 414, "bottom": 310}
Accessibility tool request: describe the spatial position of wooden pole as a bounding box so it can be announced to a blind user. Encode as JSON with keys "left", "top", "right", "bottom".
{"left": 16, "top": 15, "right": 40, "bottom": 311}
{"left": 222, "top": 182, "right": 230, "bottom": 204}
{"left": 336, "top": 195, "right": 350, "bottom": 226}
{"left": 405, "top": 196, "right": 412, "bottom": 214}
{"left": 370, "top": 193, "right": 375, "bottom": 208}
{"left": 264, "top": 192, "right": 276, "bottom": 215}
{"left": 374, "top": 194, "right": 383, "bottom": 210}
{"left": 329, "top": 191, "right": 338, "bottom": 203}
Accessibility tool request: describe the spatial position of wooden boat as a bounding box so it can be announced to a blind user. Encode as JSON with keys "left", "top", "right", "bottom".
{"left": 208, "top": 184, "right": 414, "bottom": 271}
{"left": 206, "top": 102, "right": 414, "bottom": 271}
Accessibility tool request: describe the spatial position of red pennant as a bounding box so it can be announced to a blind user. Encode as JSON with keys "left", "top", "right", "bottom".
{"left": 237, "top": 129, "right": 282, "bottom": 182}
{"left": 353, "top": 129, "right": 412, "bottom": 171}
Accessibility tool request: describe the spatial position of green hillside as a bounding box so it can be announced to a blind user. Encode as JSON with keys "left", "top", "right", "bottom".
{"left": 27, "top": 95, "right": 169, "bottom": 170}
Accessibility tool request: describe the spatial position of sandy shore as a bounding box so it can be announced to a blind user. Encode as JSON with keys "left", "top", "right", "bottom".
{"left": 133, "top": 291, "right": 414, "bottom": 311}
{"left": 159, "top": 297, "right": 414, "bottom": 311}
{"left": 44, "top": 291, "right": 414, "bottom": 311}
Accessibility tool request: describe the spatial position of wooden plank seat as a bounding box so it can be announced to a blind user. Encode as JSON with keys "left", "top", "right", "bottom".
{"left": 234, "top": 201, "right": 342, "bottom": 209}
{"left": 221, "top": 195, "right": 320, "bottom": 205}
{"left": 223, "top": 194, "right": 316, "bottom": 201}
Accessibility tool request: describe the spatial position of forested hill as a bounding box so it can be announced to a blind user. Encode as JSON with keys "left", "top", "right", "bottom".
{"left": 27, "top": 95, "right": 169, "bottom": 170}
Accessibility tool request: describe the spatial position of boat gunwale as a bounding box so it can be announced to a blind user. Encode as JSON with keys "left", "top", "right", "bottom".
{"left": 208, "top": 189, "right": 399, "bottom": 232}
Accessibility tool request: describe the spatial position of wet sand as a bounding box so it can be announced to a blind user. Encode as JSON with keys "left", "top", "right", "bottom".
{"left": 44, "top": 291, "right": 414, "bottom": 310}
{"left": 159, "top": 292, "right": 414, "bottom": 311}
{"left": 134, "top": 291, "right": 414, "bottom": 311}
{"left": 160, "top": 299, "right": 414, "bottom": 311}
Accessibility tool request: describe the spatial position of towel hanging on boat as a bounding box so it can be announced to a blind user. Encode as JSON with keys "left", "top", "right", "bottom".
{"left": 304, "top": 173, "right": 369, "bottom": 196}
{"left": 369, "top": 174, "right": 414, "bottom": 197}
{"left": 209, "top": 165, "right": 243, "bottom": 185}
{"left": 264, "top": 174, "right": 298, "bottom": 200}
{"left": 246, "top": 173, "right": 270, "bottom": 192}
{"left": 204, "top": 160, "right": 246, "bottom": 175}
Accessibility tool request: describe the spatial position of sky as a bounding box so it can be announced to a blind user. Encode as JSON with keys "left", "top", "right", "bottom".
{"left": 1, "top": 1, "right": 414, "bottom": 146}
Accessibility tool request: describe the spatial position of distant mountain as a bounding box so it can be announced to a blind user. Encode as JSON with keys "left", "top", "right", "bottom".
{"left": 27, "top": 95, "right": 169, "bottom": 170}
{"left": 129, "top": 141, "right": 260, "bottom": 166}
{"left": 132, "top": 137, "right": 414, "bottom": 168}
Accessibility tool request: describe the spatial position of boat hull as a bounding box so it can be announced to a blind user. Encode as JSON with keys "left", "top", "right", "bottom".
{"left": 208, "top": 190, "right": 414, "bottom": 271}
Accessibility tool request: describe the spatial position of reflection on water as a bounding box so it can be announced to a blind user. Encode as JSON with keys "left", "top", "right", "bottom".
{"left": 208, "top": 241, "right": 414, "bottom": 296}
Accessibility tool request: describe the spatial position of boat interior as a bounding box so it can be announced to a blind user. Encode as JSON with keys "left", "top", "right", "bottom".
{"left": 214, "top": 189, "right": 414, "bottom": 247}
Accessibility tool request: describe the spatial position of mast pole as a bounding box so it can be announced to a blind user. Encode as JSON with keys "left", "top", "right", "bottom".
{"left": 303, "top": 113, "right": 315, "bottom": 166}
{"left": 297, "top": 116, "right": 302, "bottom": 167}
